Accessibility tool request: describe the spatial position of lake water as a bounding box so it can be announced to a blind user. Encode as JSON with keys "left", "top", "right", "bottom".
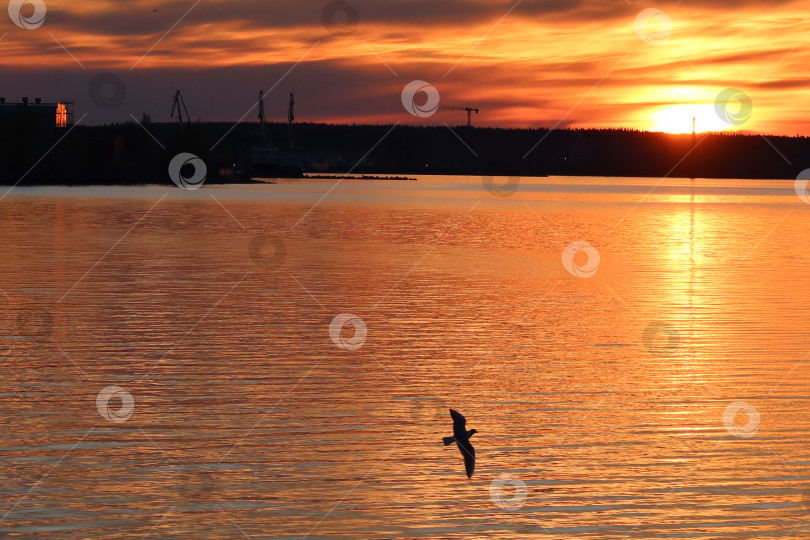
{"left": 1, "top": 175, "right": 810, "bottom": 538}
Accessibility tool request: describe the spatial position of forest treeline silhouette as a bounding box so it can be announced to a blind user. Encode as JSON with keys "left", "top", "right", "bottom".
{"left": 1, "top": 118, "right": 807, "bottom": 184}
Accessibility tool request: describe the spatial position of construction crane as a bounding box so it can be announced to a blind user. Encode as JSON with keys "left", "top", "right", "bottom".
{"left": 442, "top": 105, "right": 479, "bottom": 127}
{"left": 258, "top": 90, "right": 267, "bottom": 143}
{"left": 287, "top": 93, "right": 295, "bottom": 148}
{"left": 170, "top": 90, "right": 190, "bottom": 125}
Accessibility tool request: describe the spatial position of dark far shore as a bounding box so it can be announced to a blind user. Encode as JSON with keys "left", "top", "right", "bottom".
{"left": 2, "top": 118, "right": 809, "bottom": 186}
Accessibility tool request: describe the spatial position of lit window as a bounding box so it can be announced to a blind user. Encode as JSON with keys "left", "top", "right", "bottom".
{"left": 56, "top": 102, "right": 67, "bottom": 127}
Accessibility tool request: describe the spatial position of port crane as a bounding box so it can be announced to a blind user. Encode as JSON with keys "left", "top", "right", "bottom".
{"left": 258, "top": 90, "right": 267, "bottom": 143}
{"left": 170, "top": 90, "right": 190, "bottom": 125}
{"left": 255, "top": 90, "right": 295, "bottom": 146}
{"left": 287, "top": 93, "right": 295, "bottom": 148}
{"left": 442, "top": 105, "right": 479, "bottom": 127}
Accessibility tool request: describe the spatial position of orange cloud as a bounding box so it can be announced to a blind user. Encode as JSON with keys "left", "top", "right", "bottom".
{"left": 2, "top": 0, "right": 809, "bottom": 134}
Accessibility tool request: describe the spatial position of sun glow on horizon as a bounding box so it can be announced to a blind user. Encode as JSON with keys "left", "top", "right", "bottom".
{"left": 649, "top": 104, "right": 744, "bottom": 134}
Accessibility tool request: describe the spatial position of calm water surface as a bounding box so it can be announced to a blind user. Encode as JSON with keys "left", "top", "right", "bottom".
{"left": 1, "top": 176, "right": 810, "bottom": 538}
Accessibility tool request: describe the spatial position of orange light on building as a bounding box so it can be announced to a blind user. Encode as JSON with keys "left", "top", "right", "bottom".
{"left": 56, "top": 102, "right": 67, "bottom": 127}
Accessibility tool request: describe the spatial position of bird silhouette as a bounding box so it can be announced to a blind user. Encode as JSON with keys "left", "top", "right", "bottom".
{"left": 443, "top": 409, "right": 477, "bottom": 478}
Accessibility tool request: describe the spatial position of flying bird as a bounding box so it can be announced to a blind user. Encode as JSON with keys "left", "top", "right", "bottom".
{"left": 443, "top": 409, "right": 477, "bottom": 478}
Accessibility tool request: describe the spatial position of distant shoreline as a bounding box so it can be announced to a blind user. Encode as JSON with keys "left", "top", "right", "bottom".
{"left": 1, "top": 174, "right": 803, "bottom": 190}
{"left": 302, "top": 174, "right": 417, "bottom": 181}
{"left": 2, "top": 121, "right": 808, "bottom": 184}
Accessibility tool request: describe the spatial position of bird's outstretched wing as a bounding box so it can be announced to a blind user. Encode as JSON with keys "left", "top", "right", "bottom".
{"left": 457, "top": 439, "right": 475, "bottom": 478}
{"left": 450, "top": 409, "right": 466, "bottom": 429}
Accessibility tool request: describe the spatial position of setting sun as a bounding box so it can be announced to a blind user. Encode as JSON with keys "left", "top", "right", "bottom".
{"left": 649, "top": 104, "right": 742, "bottom": 134}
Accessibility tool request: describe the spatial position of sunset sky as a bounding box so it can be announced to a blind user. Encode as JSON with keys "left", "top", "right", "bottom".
{"left": 4, "top": 0, "right": 810, "bottom": 135}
